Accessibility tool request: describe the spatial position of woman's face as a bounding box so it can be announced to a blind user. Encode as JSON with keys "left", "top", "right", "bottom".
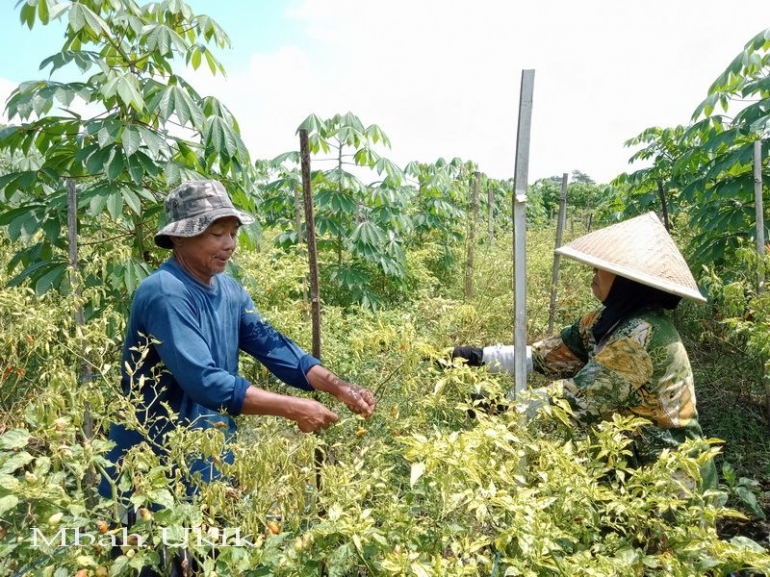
{"left": 591, "top": 268, "right": 616, "bottom": 303}
{"left": 171, "top": 216, "right": 241, "bottom": 285}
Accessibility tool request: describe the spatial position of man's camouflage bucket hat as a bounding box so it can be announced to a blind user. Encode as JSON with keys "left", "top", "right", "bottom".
{"left": 154, "top": 180, "right": 255, "bottom": 249}
{"left": 555, "top": 211, "right": 706, "bottom": 302}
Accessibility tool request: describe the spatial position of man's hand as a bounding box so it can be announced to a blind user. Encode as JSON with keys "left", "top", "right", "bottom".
{"left": 240, "top": 386, "right": 338, "bottom": 433}
{"left": 306, "top": 365, "right": 377, "bottom": 418}
{"left": 336, "top": 384, "right": 376, "bottom": 418}
{"left": 292, "top": 397, "right": 339, "bottom": 433}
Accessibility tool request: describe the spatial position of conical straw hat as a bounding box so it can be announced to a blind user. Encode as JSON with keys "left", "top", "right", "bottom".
{"left": 555, "top": 212, "right": 706, "bottom": 302}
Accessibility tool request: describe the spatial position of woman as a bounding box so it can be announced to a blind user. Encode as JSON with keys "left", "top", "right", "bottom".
{"left": 453, "top": 212, "right": 716, "bottom": 488}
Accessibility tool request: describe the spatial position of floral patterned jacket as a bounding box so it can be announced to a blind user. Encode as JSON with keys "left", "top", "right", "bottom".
{"left": 531, "top": 307, "right": 707, "bottom": 468}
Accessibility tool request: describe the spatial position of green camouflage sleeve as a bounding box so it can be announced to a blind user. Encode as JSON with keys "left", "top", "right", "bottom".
{"left": 558, "top": 317, "right": 655, "bottom": 425}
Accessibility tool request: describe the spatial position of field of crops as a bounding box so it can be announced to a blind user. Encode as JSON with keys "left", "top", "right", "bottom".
{"left": 3, "top": 2, "right": 770, "bottom": 575}
{"left": 2, "top": 224, "right": 770, "bottom": 576}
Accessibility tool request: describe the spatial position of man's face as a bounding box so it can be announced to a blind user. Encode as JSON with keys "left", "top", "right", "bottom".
{"left": 172, "top": 216, "right": 241, "bottom": 284}
{"left": 591, "top": 268, "right": 616, "bottom": 303}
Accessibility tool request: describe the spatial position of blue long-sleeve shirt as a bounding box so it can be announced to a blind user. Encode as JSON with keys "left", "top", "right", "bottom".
{"left": 101, "top": 258, "right": 320, "bottom": 494}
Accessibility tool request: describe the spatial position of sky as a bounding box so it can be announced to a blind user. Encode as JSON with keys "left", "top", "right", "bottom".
{"left": 2, "top": 0, "right": 770, "bottom": 185}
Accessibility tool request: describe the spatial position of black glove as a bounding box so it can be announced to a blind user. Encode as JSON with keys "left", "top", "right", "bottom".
{"left": 451, "top": 346, "right": 485, "bottom": 367}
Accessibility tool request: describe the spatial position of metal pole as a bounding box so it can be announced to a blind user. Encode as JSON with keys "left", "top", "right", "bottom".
{"left": 511, "top": 69, "right": 535, "bottom": 400}
{"left": 755, "top": 139, "right": 765, "bottom": 291}
{"left": 547, "top": 173, "right": 568, "bottom": 335}
{"left": 753, "top": 139, "right": 770, "bottom": 428}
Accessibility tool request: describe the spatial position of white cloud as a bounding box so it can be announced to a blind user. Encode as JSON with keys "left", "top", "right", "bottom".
{"left": 6, "top": 1, "right": 769, "bottom": 186}
{"left": 225, "top": 0, "right": 769, "bottom": 184}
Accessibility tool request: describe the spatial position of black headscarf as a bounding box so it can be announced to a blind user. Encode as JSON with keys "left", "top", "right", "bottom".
{"left": 591, "top": 274, "right": 682, "bottom": 343}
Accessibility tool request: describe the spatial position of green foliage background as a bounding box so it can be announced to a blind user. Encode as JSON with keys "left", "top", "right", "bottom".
{"left": 2, "top": 1, "right": 770, "bottom": 575}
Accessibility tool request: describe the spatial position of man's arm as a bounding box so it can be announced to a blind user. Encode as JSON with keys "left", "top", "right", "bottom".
{"left": 305, "top": 365, "right": 376, "bottom": 417}
{"left": 238, "top": 365, "right": 376, "bottom": 434}
{"left": 239, "top": 386, "right": 339, "bottom": 433}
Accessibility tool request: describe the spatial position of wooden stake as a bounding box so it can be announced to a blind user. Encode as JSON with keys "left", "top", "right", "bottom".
{"left": 67, "top": 180, "right": 97, "bottom": 501}
{"left": 656, "top": 179, "right": 671, "bottom": 232}
{"left": 487, "top": 179, "right": 494, "bottom": 243}
{"left": 548, "top": 173, "right": 568, "bottom": 335}
{"left": 300, "top": 130, "right": 321, "bottom": 360}
{"left": 465, "top": 171, "right": 480, "bottom": 300}
{"left": 299, "top": 129, "right": 326, "bottom": 496}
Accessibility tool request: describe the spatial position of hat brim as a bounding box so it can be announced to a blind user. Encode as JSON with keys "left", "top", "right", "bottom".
{"left": 555, "top": 245, "right": 707, "bottom": 302}
{"left": 154, "top": 208, "right": 255, "bottom": 249}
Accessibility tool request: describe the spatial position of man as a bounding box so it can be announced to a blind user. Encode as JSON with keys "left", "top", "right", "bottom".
{"left": 101, "top": 180, "right": 376, "bottom": 499}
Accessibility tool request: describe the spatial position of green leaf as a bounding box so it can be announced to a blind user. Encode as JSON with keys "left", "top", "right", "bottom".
{"left": 0, "top": 452, "right": 34, "bottom": 475}
{"left": 204, "top": 116, "right": 237, "bottom": 157}
{"left": 122, "top": 126, "right": 141, "bottom": 157}
{"left": 116, "top": 75, "right": 145, "bottom": 112}
{"left": 204, "top": 46, "right": 218, "bottom": 75}
{"left": 190, "top": 45, "right": 202, "bottom": 69}
{"left": 0, "top": 429, "right": 30, "bottom": 450}
{"left": 35, "top": 263, "right": 67, "bottom": 296}
{"left": 79, "top": 3, "right": 110, "bottom": 36}
{"left": 0, "top": 495, "right": 19, "bottom": 517}
{"left": 20, "top": 2, "right": 36, "bottom": 29}
{"left": 126, "top": 156, "right": 144, "bottom": 185}
{"left": 165, "top": 162, "right": 181, "bottom": 185}
{"left": 136, "top": 126, "right": 169, "bottom": 158}
{"left": 106, "top": 190, "right": 123, "bottom": 220}
{"left": 149, "top": 488, "right": 175, "bottom": 509}
{"left": 122, "top": 187, "right": 142, "bottom": 215}
{"left": 410, "top": 462, "right": 425, "bottom": 488}
{"left": 37, "top": 0, "right": 50, "bottom": 24}
{"left": 98, "top": 126, "right": 115, "bottom": 148}
{"left": 351, "top": 221, "right": 386, "bottom": 247}
{"left": 106, "top": 149, "right": 125, "bottom": 182}
{"left": 68, "top": 2, "right": 86, "bottom": 32}
{"left": 157, "top": 84, "right": 205, "bottom": 128}
{"left": 298, "top": 113, "right": 328, "bottom": 135}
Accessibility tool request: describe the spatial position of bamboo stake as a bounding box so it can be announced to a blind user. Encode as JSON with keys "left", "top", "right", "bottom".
{"left": 300, "top": 130, "right": 321, "bottom": 359}
{"left": 67, "top": 181, "right": 92, "bottom": 427}
{"left": 511, "top": 69, "right": 535, "bottom": 401}
{"left": 300, "top": 129, "right": 326, "bottom": 495}
{"left": 67, "top": 180, "right": 97, "bottom": 502}
{"left": 547, "top": 173, "right": 568, "bottom": 335}
{"left": 656, "top": 179, "right": 671, "bottom": 232}
{"left": 488, "top": 179, "right": 494, "bottom": 243}
{"left": 294, "top": 182, "right": 308, "bottom": 304}
{"left": 464, "top": 171, "right": 481, "bottom": 300}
